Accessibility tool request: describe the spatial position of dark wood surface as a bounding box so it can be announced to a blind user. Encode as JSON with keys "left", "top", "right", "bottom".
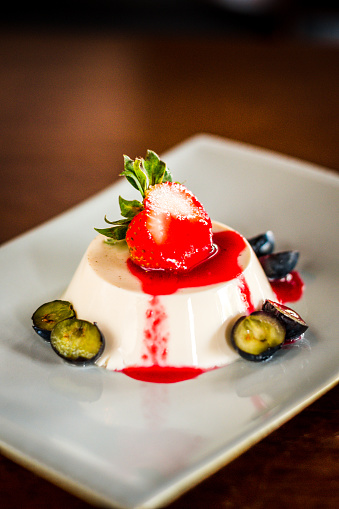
{"left": 0, "top": 24, "right": 338, "bottom": 509}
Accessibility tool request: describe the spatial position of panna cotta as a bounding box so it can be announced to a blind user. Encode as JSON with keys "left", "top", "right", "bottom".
{"left": 62, "top": 221, "right": 277, "bottom": 372}
{"left": 31, "top": 150, "right": 307, "bottom": 380}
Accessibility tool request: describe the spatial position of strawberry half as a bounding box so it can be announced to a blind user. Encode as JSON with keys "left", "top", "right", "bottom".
{"left": 126, "top": 182, "right": 212, "bottom": 271}
{"left": 95, "top": 150, "right": 213, "bottom": 272}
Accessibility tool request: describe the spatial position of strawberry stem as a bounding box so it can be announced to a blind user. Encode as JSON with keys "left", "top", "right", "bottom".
{"left": 95, "top": 150, "right": 173, "bottom": 241}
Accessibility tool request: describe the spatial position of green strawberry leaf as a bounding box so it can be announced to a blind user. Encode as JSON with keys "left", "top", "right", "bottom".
{"left": 103, "top": 217, "right": 131, "bottom": 226}
{"left": 133, "top": 158, "right": 148, "bottom": 195}
{"left": 95, "top": 150, "right": 172, "bottom": 242}
{"left": 162, "top": 166, "right": 173, "bottom": 183}
{"left": 118, "top": 196, "right": 143, "bottom": 218}
{"left": 121, "top": 156, "right": 147, "bottom": 198}
{"left": 143, "top": 150, "right": 170, "bottom": 186}
{"left": 104, "top": 238, "right": 123, "bottom": 246}
{"left": 94, "top": 225, "right": 129, "bottom": 240}
{"left": 120, "top": 169, "right": 143, "bottom": 197}
{"left": 121, "top": 155, "right": 138, "bottom": 190}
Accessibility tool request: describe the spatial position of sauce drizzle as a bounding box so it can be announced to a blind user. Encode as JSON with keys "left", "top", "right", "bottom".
{"left": 121, "top": 230, "right": 304, "bottom": 383}
{"left": 271, "top": 270, "right": 304, "bottom": 303}
{"left": 127, "top": 230, "right": 249, "bottom": 296}
{"left": 121, "top": 365, "right": 207, "bottom": 384}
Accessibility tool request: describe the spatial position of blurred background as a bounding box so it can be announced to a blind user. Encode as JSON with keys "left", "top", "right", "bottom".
{"left": 0, "top": 1, "right": 338, "bottom": 241}
{"left": 1, "top": 1, "right": 339, "bottom": 40}
{"left": 1, "top": 1, "right": 338, "bottom": 244}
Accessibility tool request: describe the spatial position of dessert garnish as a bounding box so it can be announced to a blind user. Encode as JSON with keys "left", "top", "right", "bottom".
{"left": 231, "top": 310, "right": 286, "bottom": 362}
{"left": 262, "top": 299, "right": 308, "bottom": 342}
{"left": 32, "top": 300, "right": 104, "bottom": 365}
{"left": 95, "top": 150, "right": 213, "bottom": 272}
{"left": 248, "top": 232, "right": 300, "bottom": 280}
{"left": 232, "top": 232, "right": 307, "bottom": 362}
{"left": 231, "top": 299, "right": 308, "bottom": 361}
{"left": 50, "top": 318, "right": 104, "bottom": 366}
{"left": 247, "top": 231, "right": 304, "bottom": 302}
{"left": 32, "top": 300, "right": 75, "bottom": 341}
{"left": 248, "top": 231, "right": 275, "bottom": 257}
{"left": 259, "top": 251, "right": 299, "bottom": 280}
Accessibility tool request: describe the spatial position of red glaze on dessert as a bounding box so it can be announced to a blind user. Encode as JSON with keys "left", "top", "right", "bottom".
{"left": 121, "top": 365, "right": 208, "bottom": 383}
{"left": 270, "top": 271, "right": 304, "bottom": 303}
{"left": 142, "top": 296, "right": 169, "bottom": 365}
{"left": 121, "top": 230, "right": 305, "bottom": 383}
{"left": 127, "top": 230, "right": 253, "bottom": 298}
{"left": 92, "top": 151, "right": 306, "bottom": 382}
{"left": 123, "top": 230, "right": 254, "bottom": 383}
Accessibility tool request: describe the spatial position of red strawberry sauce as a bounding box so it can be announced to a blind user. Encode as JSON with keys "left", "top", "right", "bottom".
{"left": 127, "top": 230, "right": 251, "bottom": 297}
{"left": 270, "top": 271, "right": 304, "bottom": 303}
{"left": 121, "top": 230, "right": 304, "bottom": 383}
{"left": 122, "top": 365, "right": 207, "bottom": 384}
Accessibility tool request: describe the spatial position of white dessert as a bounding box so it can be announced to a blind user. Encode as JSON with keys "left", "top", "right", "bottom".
{"left": 62, "top": 222, "right": 276, "bottom": 371}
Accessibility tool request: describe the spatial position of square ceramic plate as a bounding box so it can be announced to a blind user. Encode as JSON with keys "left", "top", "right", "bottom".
{"left": 1, "top": 134, "right": 338, "bottom": 509}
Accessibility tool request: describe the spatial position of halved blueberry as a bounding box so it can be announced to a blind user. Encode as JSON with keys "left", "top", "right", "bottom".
{"left": 262, "top": 300, "right": 308, "bottom": 342}
{"left": 231, "top": 311, "right": 286, "bottom": 362}
{"left": 247, "top": 231, "right": 275, "bottom": 257}
{"left": 32, "top": 300, "right": 75, "bottom": 341}
{"left": 259, "top": 251, "right": 299, "bottom": 279}
{"left": 50, "top": 318, "right": 105, "bottom": 366}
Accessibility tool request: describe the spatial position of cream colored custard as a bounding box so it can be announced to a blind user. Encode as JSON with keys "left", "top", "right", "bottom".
{"left": 62, "top": 222, "right": 276, "bottom": 371}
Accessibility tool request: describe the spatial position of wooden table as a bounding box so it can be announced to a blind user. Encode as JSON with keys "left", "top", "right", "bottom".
{"left": 0, "top": 26, "right": 338, "bottom": 509}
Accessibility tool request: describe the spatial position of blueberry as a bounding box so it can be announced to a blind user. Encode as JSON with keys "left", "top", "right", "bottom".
{"left": 247, "top": 231, "right": 275, "bottom": 257}
{"left": 259, "top": 251, "right": 299, "bottom": 279}
{"left": 262, "top": 300, "right": 308, "bottom": 341}
{"left": 32, "top": 300, "right": 75, "bottom": 341}
{"left": 231, "top": 311, "right": 286, "bottom": 362}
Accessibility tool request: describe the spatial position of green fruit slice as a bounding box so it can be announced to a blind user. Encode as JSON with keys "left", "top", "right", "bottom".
{"left": 231, "top": 311, "right": 286, "bottom": 362}
{"left": 32, "top": 300, "right": 75, "bottom": 341}
{"left": 50, "top": 318, "right": 104, "bottom": 365}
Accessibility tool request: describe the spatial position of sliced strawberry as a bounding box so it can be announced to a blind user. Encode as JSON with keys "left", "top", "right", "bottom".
{"left": 95, "top": 150, "right": 213, "bottom": 272}
{"left": 126, "top": 182, "right": 213, "bottom": 271}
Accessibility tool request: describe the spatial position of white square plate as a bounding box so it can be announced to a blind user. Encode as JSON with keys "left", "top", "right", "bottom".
{"left": 1, "top": 134, "right": 338, "bottom": 508}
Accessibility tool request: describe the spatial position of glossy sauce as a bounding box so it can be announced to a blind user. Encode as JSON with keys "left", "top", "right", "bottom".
{"left": 271, "top": 271, "right": 304, "bottom": 303}
{"left": 122, "top": 231, "right": 250, "bottom": 383}
{"left": 122, "top": 230, "right": 304, "bottom": 383}
{"left": 127, "top": 230, "right": 250, "bottom": 296}
{"left": 121, "top": 365, "right": 207, "bottom": 383}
